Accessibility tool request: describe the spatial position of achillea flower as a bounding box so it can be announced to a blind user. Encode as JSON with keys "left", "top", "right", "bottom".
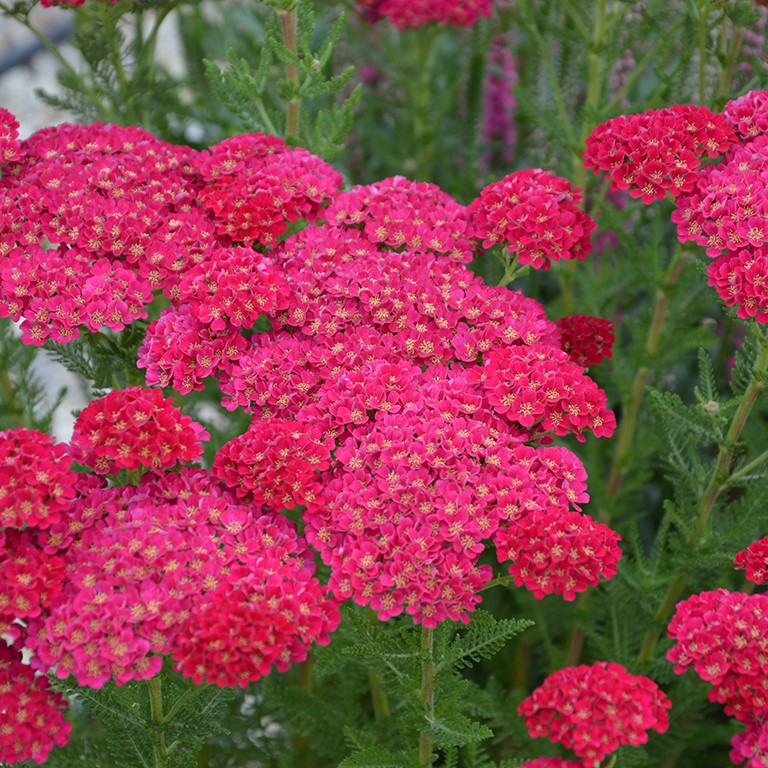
{"left": 706, "top": 249, "right": 768, "bottom": 324}
{"left": 667, "top": 589, "right": 768, "bottom": 721}
{"left": 516, "top": 760, "right": 584, "bottom": 768}
{"left": 173, "top": 561, "right": 340, "bottom": 687}
{"left": 137, "top": 305, "right": 248, "bottom": 394}
{"left": 356, "top": 0, "right": 493, "bottom": 28}
{"left": 735, "top": 536, "right": 768, "bottom": 584}
{"left": 556, "top": 314, "right": 615, "bottom": 367}
{"left": 731, "top": 717, "right": 768, "bottom": 768}
{"left": 0, "top": 530, "right": 65, "bottom": 621}
{"left": 583, "top": 105, "right": 735, "bottom": 203}
{"left": 0, "top": 108, "right": 21, "bottom": 168}
{"left": 495, "top": 509, "right": 621, "bottom": 600}
{"left": 518, "top": 662, "right": 671, "bottom": 765}
{"left": 175, "top": 247, "right": 291, "bottom": 330}
{"left": 0, "top": 428, "right": 76, "bottom": 529}
{"left": 473, "top": 343, "right": 616, "bottom": 440}
{"left": 196, "top": 133, "right": 342, "bottom": 247}
{"left": 28, "top": 469, "right": 335, "bottom": 688}
{"left": 724, "top": 91, "right": 768, "bottom": 141}
{"left": 322, "top": 176, "right": 475, "bottom": 262}
{"left": 0, "top": 645, "right": 71, "bottom": 765}
{"left": 69, "top": 386, "right": 209, "bottom": 474}
{"left": 468, "top": 169, "right": 596, "bottom": 270}
{"left": 212, "top": 418, "right": 333, "bottom": 511}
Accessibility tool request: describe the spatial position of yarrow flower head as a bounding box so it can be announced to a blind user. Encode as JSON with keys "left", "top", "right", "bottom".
{"left": 212, "top": 418, "right": 333, "bottom": 511}
{"left": 735, "top": 536, "right": 768, "bottom": 584}
{"left": 468, "top": 169, "right": 596, "bottom": 270}
{"left": 27, "top": 469, "right": 339, "bottom": 688}
{"left": 583, "top": 105, "right": 736, "bottom": 203}
{"left": 69, "top": 387, "right": 209, "bottom": 474}
{"left": 556, "top": 314, "right": 615, "bottom": 367}
{"left": 0, "top": 428, "right": 77, "bottom": 529}
{"left": 196, "top": 133, "right": 342, "bottom": 247}
{"left": 0, "top": 108, "right": 21, "bottom": 168}
{"left": 667, "top": 589, "right": 768, "bottom": 721}
{"left": 516, "top": 760, "right": 584, "bottom": 768}
{"left": 355, "top": 0, "right": 493, "bottom": 28}
{"left": 518, "top": 661, "right": 671, "bottom": 766}
{"left": 0, "top": 644, "right": 71, "bottom": 765}
{"left": 731, "top": 717, "right": 768, "bottom": 768}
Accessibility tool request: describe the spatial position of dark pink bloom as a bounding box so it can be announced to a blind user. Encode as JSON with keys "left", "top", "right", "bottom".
{"left": 556, "top": 314, "right": 615, "bottom": 367}
{"left": 735, "top": 536, "right": 768, "bottom": 584}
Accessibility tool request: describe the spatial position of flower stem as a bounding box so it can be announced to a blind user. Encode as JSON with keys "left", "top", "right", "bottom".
{"left": 368, "top": 667, "right": 391, "bottom": 720}
{"left": 147, "top": 676, "right": 168, "bottom": 768}
{"left": 419, "top": 626, "right": 435, "bottom": 767}
{"left": 279, "top": 6, "right": 301, "bottom": 141}
{"left": 600, "top": 247, "right": 690, "bottom": 518}
{"left": 637, "top": 327, "right": 768, "bottom": 664}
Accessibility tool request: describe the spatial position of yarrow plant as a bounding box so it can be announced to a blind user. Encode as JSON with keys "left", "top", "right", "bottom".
{"left": 2, "top": 0, "right": 768, "bottom": 766}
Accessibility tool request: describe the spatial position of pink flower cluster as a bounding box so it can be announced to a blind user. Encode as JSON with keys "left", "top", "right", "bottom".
{"left": 480, "top": 32, "right": 519, "bottom": 170}
{"left": 468, "top": 169, "right": 596, "bottom": 270}
{"left": 583, "top": 104, "right": 735, "bottom": 204}
{"left": 0, "top": 108, "right": 20, "bottom": 168}
{"left": 556, "top": 314, "right": 615, "bottom": 368}
{"left": 24, "top": 468, "right": 339, "bottom": 689}
{"left": 518, "top": 661, "right": 671, "bottom": 766}
{"left": 735, "top": 536, "right": 768, "bottom": 584}
{"left": 0, "top": 645, "right": 71, "bottom": 765}
{"left": 356, "top": 0, "right": 493, "bottom": 29}
{"left": 731, "top": 718, "right": 768, "bottom": 768}
{"left": 668, "top": 589, "right": 768, "bottom": 722}
{"left": 0, "top": 428, "right": 77, "bottom": 529}
{"left": 69, "top": 386, "right": 209, "bottom": 474}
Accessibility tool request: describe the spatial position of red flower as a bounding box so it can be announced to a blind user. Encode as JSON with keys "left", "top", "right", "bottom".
{"left": 356, "top": 0, "right": 493, "bottom": 28}
{"left": 468, "top": 169, "right": 595, "bottom": 270}
{"left": 518, "top": 662, "right": 671, "bottom": 765}
{"left": 735, "top": 536, "right": 768, "bottom": 584}
{"left": 584, "top": 105, "right": 735, "bottom": 204}
{"left": 69, "top": 386, "right": 209, "bottom": 474}
{"left": 0, "top": 108, "right": 21, "bottom": 168}
{"left": 556, "top": 314, "right": 615, "bottom": 367}
{"left": 0, "top": 644, "right": 71, "bottom": 765}
{"left": 0, "top": 428, "right": 77, "bottom": 529}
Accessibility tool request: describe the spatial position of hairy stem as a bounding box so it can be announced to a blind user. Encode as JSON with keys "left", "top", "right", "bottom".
{"left": 600, "top": 247, "right": 690, "bottom": 517}
{"left": 637, "top": 328, "right": 768, "bottom": 663}
{"left": 147, "top": 676, "right": 168, "bottom": 768}
{"left": 368, "top": 667, "right": 391, "bottom": 720}
{"left": 419, "top": 626, "right": 435, "bottom": 767}
{"left": 279, "top": 7, "right": 301, "bottom": 140}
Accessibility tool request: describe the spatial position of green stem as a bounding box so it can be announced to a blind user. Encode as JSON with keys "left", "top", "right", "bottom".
{"left": 600, "top": 247, "right": 690, "bottom": 517}
{"left": 368, "top": 667, "right": 391, "bottom": 720}
{"left": 147, "top": 676, "right": 168, "bottom": 768}
{"left": 637, "top": 328, "right": 768, "bottom": 664}
{"left": 724, "top": 447, "right": 768, "bottom": 487}
{"left": 716, "top": 21, "right": 743, "bottom": 99}
{"left": 698, "top": 5, "right": 707, "bottom": 104}
{"left": 0, "top": 368, "right": 25, "bottom": 427}
{"left": 279, "top": 7, "right": 301, "bottom": 140}
{"left": 419, "top": 626, "right": 435, "bottom": 767}
{"left": 161, "top": 686, "right": 198, "bottom": 724}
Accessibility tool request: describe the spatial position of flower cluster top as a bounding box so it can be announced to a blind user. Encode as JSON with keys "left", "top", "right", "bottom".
{"left": 356, "top": 0, "right": 494, "bottom": 29}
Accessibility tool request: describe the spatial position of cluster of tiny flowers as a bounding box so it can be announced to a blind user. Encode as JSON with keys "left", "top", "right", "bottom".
{"left": 173, "top": 561, "right": 339, "bottom": 688}
{"left": 480, "top": 32, "right": 519, "bottom": 169}
{"left": 495, "top": 509, "right": 621, "bottom": 601}
{"left": 731, "top": 717, "right": 768, "bottom": 768}
{"left": 174, "top": 247, "right": 291, "bottom": 330}
{"left": 735, "top": 536, "right": 768, "bottom": 584}
{"left": 195, "top": 133, "right": 342, "bottom": 247}
{"left": 583, "top": 105, "right": 735, "bottom": 203}
{"left": 667, "top": 589, "right": 768, "bottom": 721}
{"left": 472, "top": 343, "right": 615, "bottom": 440}
{"left": 556, "top": 314, "right": 615, "bottom": 367}
{"left": 670, "top": 93, "right": 768, "bottom": 322}
{"left": 0, "top": 645, "right": 71, "bottom": 765}
{"left": 516, "top": 760, "right": 583, "bottom": 768}
{"left": 0, "top": 107, "right": 20, "bottom": 168}
{"left": 356, "top": 0, "right": 493, "bottom": 28}
{"left": 322, "top": 176, "right": 475, "bottom": 262}
{"left": 68, "top": 387, "right": 209, "bottom": 474}
{"left": 0, "top": 118, "right": 201, "bottom": 344}
{"left": 518, "top": 661, "right": 671, "bottom": 766}
{"left": 137, "top": 304, "right": 249, "bottom": 394}
{"left": 0, "top": 428, "right": 77, "bottom": 529}
{"left": 468, "top": 169, "right": 596, "bottom": 270}
{"left": 212, "top": 418, "right": 332, "bottom": 511}
{"left": 24, "top": 469, "right": 339, "bottom": 689}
